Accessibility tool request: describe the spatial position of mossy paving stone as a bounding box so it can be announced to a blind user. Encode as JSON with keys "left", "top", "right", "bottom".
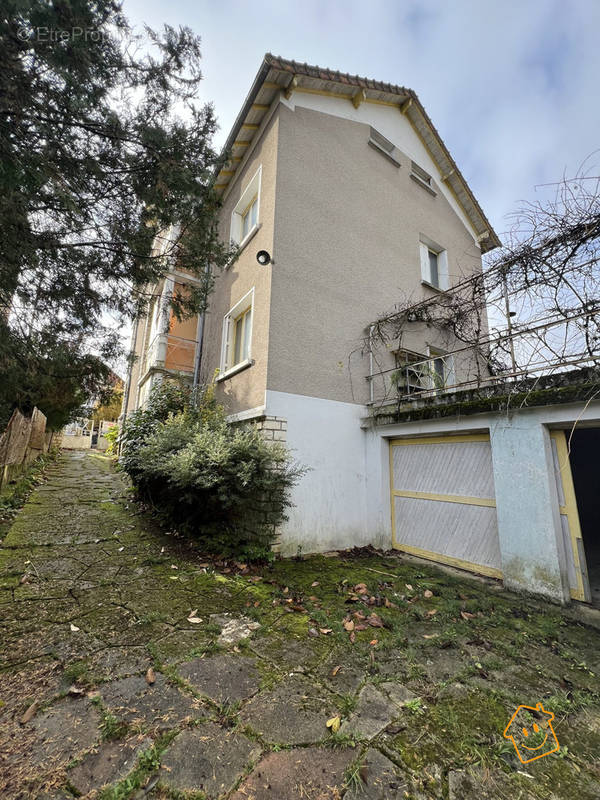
{"left": 99, "top": 673, "right": 205, "bottom": 730}
{"left": 230, "top": 746, "right": 355, "bottom": 800}
{"left": 249, "top": 634, "right": 329, "bottom": 673}
{"left": 240, "top": 674, "right": 335, "bottom": 746}
{"left": 177, "top": 654, "right": 260, "bottom": 704}
{"left": 340, "top": 683, "right": 397, "bottom": 740}
{"left": 68, "top": 733, "right": 152, "bottom": 795}
{"left": 159, "top": 722, "right": 261, "bottom": 796}
{"left": 448, "top": 768, "right": 537, "bottom": 800}
{"left": 28, "top": 697, "right": 101, "bottom": 767}
{"left": 344, "top": 748, "right": 409, "bottom": 799}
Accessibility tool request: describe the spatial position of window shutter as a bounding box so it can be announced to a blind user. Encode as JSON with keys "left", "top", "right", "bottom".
{"left": 419, "top": 243, "right": 430, "bottom": 282}
{"left": 438, "top": 250, "right": 449, "bottom": 290}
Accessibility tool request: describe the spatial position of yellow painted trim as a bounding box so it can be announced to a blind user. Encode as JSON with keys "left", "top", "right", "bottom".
{"left": 400, "top": 98, "right": 413, "bottom": 114}
{"left": 285, "top": 76, "right": 298, "bottom": 100}
{"left": 550, "top": 431, "right": 587, "bottom": 601}
{"left": 219, "top": 170, "right": 235, "bottom": 176}
{"left": 241, "top": 123, "right": 260, "bottom": 130}
{"left": 214, "top": 184, "right": 227, "bottom": 190}
{"left": 251, "top": 103, "right": 270, "bottom": 110}
{"left": 389, "top": 438, "right": 397, "bottom": 548}
{"left": 233, "top": 141, "right": 251, "bottom": 147}
{"left": 364, "top": 97, "right": 402, "bottom": 108}
{"left": 262, "top": 81, "right": 282, "bottom": 90}
{"left": 352, "top": 88, "right": 366, "bottom": 108}
{"left": 393, "top": 542, "right": 503, "bottom": 579}
{"left": 390, "top": 433, "right": 490, "bottom": 446}
{"left": 392, "top": 489, "right": 495, "bottom": 508}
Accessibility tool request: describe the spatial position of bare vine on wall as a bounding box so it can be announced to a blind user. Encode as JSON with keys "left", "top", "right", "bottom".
{"left": 366, "top": 167, "right": 600, "bottom": 409}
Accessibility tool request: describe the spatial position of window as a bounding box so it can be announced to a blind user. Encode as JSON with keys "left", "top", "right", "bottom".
{"left": 241, "top": 196, "right": 258, "bottom": 241}
{"left": 368, "top": 127, "right": 401, "bottom": 167}
{"left": 419, "top": 239, "right": 449, "bottom": 290}
{"left": 232, "top": 306, "right": 252, "bottom": 365}
{"left": 230, "top": 166, "right": 261, "bottom": 246}
{"left": 220, "top": 288, "right": 254, "bottom": 376}
{"left": 427, "top": 347, "right": 456, "bottom": 392}
{"left": 411, "top": 161, "right": 432, "bottom": 186}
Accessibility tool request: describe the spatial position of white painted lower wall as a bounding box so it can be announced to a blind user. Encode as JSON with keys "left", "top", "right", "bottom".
{"left": 265, "top": 389, "right": 388, "bottom": 555}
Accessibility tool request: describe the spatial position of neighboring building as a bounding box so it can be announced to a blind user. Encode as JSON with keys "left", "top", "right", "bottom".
{"left": 122, "top": 55, "right": 600, "bottom": 606}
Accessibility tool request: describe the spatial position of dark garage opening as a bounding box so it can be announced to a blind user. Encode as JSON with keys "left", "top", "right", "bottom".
{"left": 569, "top": 428, "right": 600, "bottom": 606}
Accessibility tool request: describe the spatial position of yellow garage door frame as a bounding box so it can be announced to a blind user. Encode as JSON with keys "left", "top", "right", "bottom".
{"left": 389, "top": 434, "right": 503, "bottom": 579}
{"left": 549, "top": 430, "right": 590, "bottom": 602}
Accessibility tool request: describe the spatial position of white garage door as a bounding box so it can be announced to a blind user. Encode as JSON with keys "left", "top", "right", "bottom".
{"left": 390, "top": 434, "right": 502, "bottom": 578}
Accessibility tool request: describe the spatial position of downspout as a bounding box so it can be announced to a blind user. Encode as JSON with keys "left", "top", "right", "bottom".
{"left": 120, "top": 313, "right": 139, "bottom": 423}
{"left": 192, "top": 261, "right": 212, "bottom": 397}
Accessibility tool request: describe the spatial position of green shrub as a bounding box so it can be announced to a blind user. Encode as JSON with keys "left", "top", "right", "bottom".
{"left": 120, "top": 380, "right": 302, "bottom": 560}
{"left": 103, "top": 424, "right": 119, "bottom": 454}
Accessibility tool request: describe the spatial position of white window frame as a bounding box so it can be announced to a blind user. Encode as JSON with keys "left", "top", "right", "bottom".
{"left": 230, "top": 166, "right": 262, "bottom": 247}
{"left": 419, "top": 237, "right": 449, "bottom": 291}
{"left": 218, "top": 288, "right": 254, "bottom": 379}
{"left": 427, "top": 346, "right": 456, "bottom": 392}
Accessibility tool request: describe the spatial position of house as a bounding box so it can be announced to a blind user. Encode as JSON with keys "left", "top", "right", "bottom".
{"left": 121, "top": 55, "right": 600, "bottom": 606}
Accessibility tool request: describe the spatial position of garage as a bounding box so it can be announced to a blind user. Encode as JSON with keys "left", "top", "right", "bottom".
{"left": 389, "top": 434, "right": 502, "bottom": 578}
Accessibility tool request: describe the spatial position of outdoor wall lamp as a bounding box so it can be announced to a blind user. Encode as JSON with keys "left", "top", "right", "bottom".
{"left": 256, "top": 250, "right": 272, "bottom": 266}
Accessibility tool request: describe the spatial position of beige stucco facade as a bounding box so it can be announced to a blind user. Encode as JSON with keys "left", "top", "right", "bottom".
{"left": 199, "top": 96, "right": 486, "bottom": 411}
{"left": 198, "top": 113, "right": 279, "bottom": 415}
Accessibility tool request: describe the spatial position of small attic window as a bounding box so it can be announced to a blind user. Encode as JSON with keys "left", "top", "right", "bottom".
{"left": 411, "top": 161, "right": 436, "bottom": 195}
{"left": 368, "top": 127, "right": 401, "bottom": 167}
{"left": 411, "top": 161, "right": 431, "bottom": 185}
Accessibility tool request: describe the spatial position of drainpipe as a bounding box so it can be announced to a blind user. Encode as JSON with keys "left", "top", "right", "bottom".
{"left": 192, "top": 262, "right": 212, "bottom": 400}
{"left": 120, "top": 313, "right": 139, "bottom": 423}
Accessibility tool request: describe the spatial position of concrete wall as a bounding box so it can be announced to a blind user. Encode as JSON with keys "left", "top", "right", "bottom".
{"left": 265, "top": 389, "right": 387, "bottom": 555}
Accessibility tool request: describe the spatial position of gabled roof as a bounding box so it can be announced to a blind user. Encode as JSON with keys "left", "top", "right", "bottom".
{"left": 215, "top": 54, "right": 500, "bottom": 253}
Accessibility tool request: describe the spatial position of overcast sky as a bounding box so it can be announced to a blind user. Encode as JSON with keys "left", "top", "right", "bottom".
{"left": 124, "top": 0, "right": 600, "bottom": 240}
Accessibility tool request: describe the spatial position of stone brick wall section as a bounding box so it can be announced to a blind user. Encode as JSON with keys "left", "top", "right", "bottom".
{"left": 253, "top": 416, "right": 287, "bottom": 443}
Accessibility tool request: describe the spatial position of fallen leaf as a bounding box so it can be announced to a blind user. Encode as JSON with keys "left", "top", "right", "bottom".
{"left": 326, "top": 715, "right": 341, "bottom": 733}
{"left": 145, "top": 668, "right": 156, "bottom": 685}
{"left": 319, "top": 628, "right": 332, "bottom": 635}
{"left": 170, "top": 564, "right": 178, "bottom": 570}
{"left": 423, "top": 634, "right": 438, "bottom": 639}
{"left": 384, "top": 598, "right": 397, "bottom": 608}
{"left": 187, "top": 616, "right": 203, "bottom": 624}
{"left": 370, "top": 639, "right": 378, "bottom": 646}
{"left": 19, "top": 574, "right": 31, "bottom": 585}
{"left": 424, "top": 590, "right": 433, "bottom": 598}
{"left": 461, "top": 611, "right": 476, "bottom": 620}
{"left": 459, "top": 593, "right": 469, "bottom": 601}
{"left": 311, "top": 581, "right": 320, "bottom": 587}
{"left": 20, "top": 701, "right": 39, "bottom": 725}
{"left": 68, "top": 685, "right": 86, "bottom": 696}
{"left": 283, "top": 587, "right": 289, "bottom": 594}
{"left": 349, "top": 631, "right": 356, "bottom": 644}
{"left": 118, "top": 546, "right": 124, "bottom": 552}
{"left": 331, "top": 665, "right": 342, "bottom": 676}
{"left": 366, "top": 613, "right": 384, "bottom": 628}
{"left": 354, "top": 583, "right": 368, "bottom": 594}
{"left": 86, "top": 690, "right": 100, "bottom": 699}
{"left": 405, "top": 584, "right": 413, "bottom": 591}
{"left": 70, "top": 623, "right": 80, "bottom": 632}
{"left": 343, "top": 620, "right": 355, "bottom": 632}
{"left": 354, "top": 623, "right": 368, "bottom": 631}
{"left": 291, "top": 605, "right": 306, "bottom": 613}
{"left": 353, "top": 611, "right": 366, "bottom": 620}
{"left": 308, "top": 627, "right": 319, "bottom": 637}
{"left": 426, "top": 609, "right": 437, "bottom": 617}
